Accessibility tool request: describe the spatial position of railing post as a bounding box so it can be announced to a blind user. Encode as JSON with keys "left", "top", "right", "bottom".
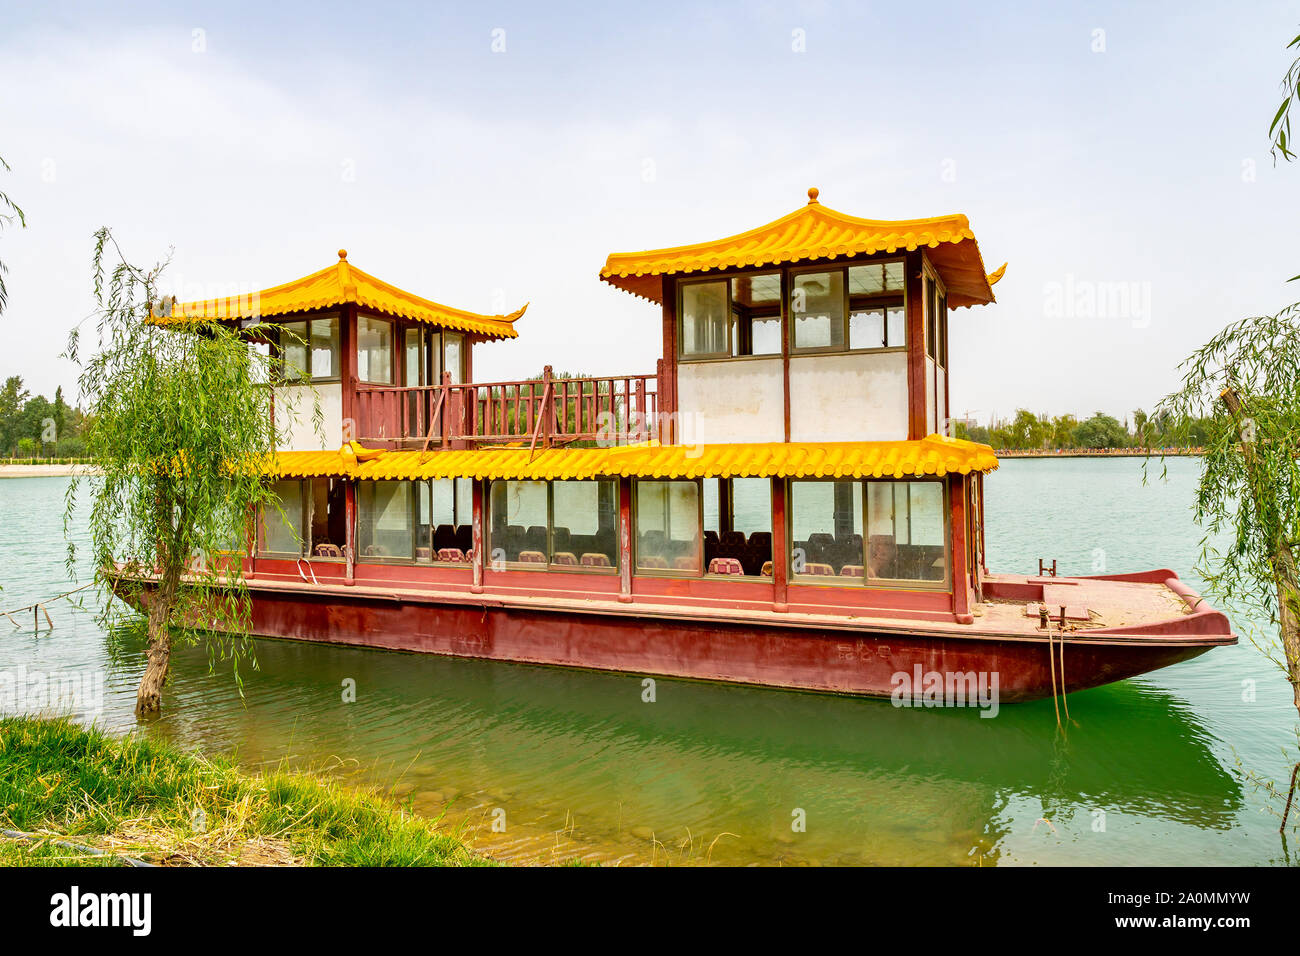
{"left": 655, "top": 359, "right": 667, "bottom": 443}
{"left": 542, "top": 365, "right": 553, "bottom": 448}
{"left": 635, "top": 376, "right": 647, "bottom": 442}
{"left": 439, "top": 370, "right": 454, "bottom": 448}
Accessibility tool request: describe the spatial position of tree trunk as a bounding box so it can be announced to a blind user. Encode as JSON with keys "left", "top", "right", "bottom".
{"left": 135, "top": 571, "right": 178, "bottom": 717}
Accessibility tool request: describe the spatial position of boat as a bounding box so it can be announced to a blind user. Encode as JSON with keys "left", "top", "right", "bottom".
{"left": 131, "top": 187, "right": 1236, "bottom": 703}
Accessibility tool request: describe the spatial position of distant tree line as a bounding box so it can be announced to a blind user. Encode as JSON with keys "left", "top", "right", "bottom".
{"left": 0, "top": 375, "right": 85, "bottom": 457}
{"left": 953, "top": 408, "right": 1213, "bottom": 451}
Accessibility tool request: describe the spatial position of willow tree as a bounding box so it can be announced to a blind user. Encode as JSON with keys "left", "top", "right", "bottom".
{"left": 1153, "top": 303, "right": 1300, "bottom": 826}
{"left": 66, "top": 229, "right": 306, "bottom": 716}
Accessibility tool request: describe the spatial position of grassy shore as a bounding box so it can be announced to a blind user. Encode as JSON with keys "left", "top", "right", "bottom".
{"left": 0, "top": 717, "right": 490, "bottom": 867}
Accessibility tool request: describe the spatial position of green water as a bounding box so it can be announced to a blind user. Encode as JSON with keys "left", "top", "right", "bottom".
{"left": 1, "top": 461, "right": 1296, "bottom": 865}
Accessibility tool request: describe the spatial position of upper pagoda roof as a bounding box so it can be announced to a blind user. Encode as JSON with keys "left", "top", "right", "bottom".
{"left": 600, "top": 187, "right": 1005, "bottom": 309}
{"left": 152, "top": 250, "right": 525, "bottom": 340}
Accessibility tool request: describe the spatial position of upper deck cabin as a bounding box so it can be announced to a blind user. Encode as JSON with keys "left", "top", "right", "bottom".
{"left": 602, "top": 187, "right": 1004, "bottom": 445}
{"left": 155, "top": 188, "right": 1002, "bottom": 452}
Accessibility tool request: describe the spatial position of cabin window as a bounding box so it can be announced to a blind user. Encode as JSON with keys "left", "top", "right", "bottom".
{"left": 358, "top": 480, "right": 416, "bottom": 561}
{"left": 489, "top": 479, "right": 549, "bottom": 567}
{"left": 443, "top": 332, "right": 465, "bottom": 385}
{"left": 307, "top": 477, "right": 347, "bottom": 559}
{"left": 790, "top": 270, "right": 845, "bottom": 350}
{"left": 924, "top": 274, "right": 947, "bottom": 367}
{"left": 487, "top": 479, "right": 617, "bottom": 571}
{"left": 274, "top": 316, "right": 340, "bottom": 383}
{"left": 730, "top": 273, "right": 782, "bottom": 357}
{"left": 865, "top": 481, "right": 948, "bottom": 584}
{"left": 247, "top": 340, "right": 273, "bottom": 385}
{"left": 788, "top": 480, "right": 864, "bottom": 579}
{"left": 702, "top": 477, "right": 773, "bottom": 576}
{"left": 848, "top": 262, "right": 906, "bottom": 350}
{"left": 404, "top": 327, "right": 437, "bottom": 386}
{"left": 550, "top": 480, "right": 618, "bottom": 570}
{"left": 680, "top": 280, "right": 730, "bottom": 357}
{"left": 261, "top": 479, "right": 305, "bottom": 556}
{"left": 424, "top": 478, "right": 473, "bottom": 563}
{"left": 357, "top": 315, "right": 395, "bottom": 384}
{"left": 790, "top": 260, "right": 906, "bottom": 353}
{"left": 635, "top": 479, "right": 702, "bottom": 573}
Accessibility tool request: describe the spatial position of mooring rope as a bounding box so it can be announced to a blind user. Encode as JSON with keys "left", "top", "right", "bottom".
{"left": 1047, "top": 625, "right": 1062, "bottom": 730}
{"left": 1, "top": 582, "right": 96, "bottom": 631}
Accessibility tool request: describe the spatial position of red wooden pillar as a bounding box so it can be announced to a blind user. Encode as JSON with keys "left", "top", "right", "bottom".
{"left": 660, "top": 276, "right": 677, "bottom": 444}
{"left": 904, "top": 250, "right": 926, "bottom": 440}
{"left": 771, "top": 476, "right": 789, "bottom": 612}
{"left": 344, "top": 479, "right": 356, "bottom": 586}
{"left": 618, "top": 477, "right": 633, "bottom": 602}
{"left": 471, "top": 479, "right": 485, "bottom": 593}
{"left": 950, "top": 474, "right": 973, "bottom": 624}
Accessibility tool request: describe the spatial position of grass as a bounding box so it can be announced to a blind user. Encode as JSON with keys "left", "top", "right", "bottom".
{"left": 0, "top": 716, "right": 492, "bottom": 867}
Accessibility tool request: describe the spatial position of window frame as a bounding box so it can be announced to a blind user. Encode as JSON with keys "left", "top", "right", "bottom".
{"left": 676, "top": 258, "right": 909, "bottom": 363}
{"left": 632, "top": 477, "right": 705, "bottom": 577}
{"left": 261, "top": 313, "right": 342, "bottom": 385}
{"left": 356, "top": 313, "right": 397, "bottom": 385}
{"left": 258, "top": 477, "right": 346, "bottom": 561}
{"left": 783, "top": 477, "right": 951, "bottom": 590}
{"left": 487, "top": 478, "right": 621, "bottom": 574}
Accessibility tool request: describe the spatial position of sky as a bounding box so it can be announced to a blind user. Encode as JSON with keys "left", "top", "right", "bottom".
{"left": 1, "top": 0, "right": 1298, "bottom": 426}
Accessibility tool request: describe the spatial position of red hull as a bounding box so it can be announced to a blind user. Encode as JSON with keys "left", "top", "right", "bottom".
{"left": 122, "top": 571, "right": 1234, "bottom": 703}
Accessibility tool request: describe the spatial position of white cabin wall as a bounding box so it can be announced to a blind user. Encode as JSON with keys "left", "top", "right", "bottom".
{"left": 789, "top": 351, "right": 908, "bottom": 442}
{"left": 274, "top": 382, "right": 342, "bottom": 451}
{"left": 675, "top": 358, "right": 785, "bottom": 444}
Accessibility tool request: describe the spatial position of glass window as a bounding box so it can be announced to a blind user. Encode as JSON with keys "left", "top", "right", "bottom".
{"left": 636, "top": 480, "right": 701, "bottom": 573}
{"left": 281, "top": 320, "right": 308, "bottom": 383}
{"left": 357, "top": 315, "right": 394, "bottom": 384}
{"left": 791, "top": 271, "right": 845, "bottom": 350}
{"left": 849, "top": 307, "right": 886, "bottom": 350}
{"left": 308, "top": 477, "right": 347, "bottom": 558}
{"left": 866, "top": 481, "right": 947, "bottom": 583}
{"left": 730, "top": 273, "right": 781, "bottom": 357}
{"left": 551, "top": 480, "right": 618, "bottom": 570}
{"left": 358, "top": 481, "right": 415, "bottom": 561}
{"left": 442, "top": 332, "right": 464, "bottom": 385}
{"left": 681, "top": 281, "right": 729, "bottom": 357}
{"left": 404, "top": 328, "right": 426, "bottom": 386}
{"left": 247, "top": 340, "right": 272, "bottom": 385}
{"left": 262, "top": 479, "right": 304, "bottom": 555}
{"left": 701, "top": 478, "right": 773, "bottom": 576}
{"left": 311, "top": 315, "right": 339, "bottom": 379}
{"left": 789, "top": 480, "right": 863, "bottom": 579}
{"left": 489, "top": 479, "right": 548, "bottom": 565}
{"left": 848, "top": 261, "right": 904, "bottom": 296}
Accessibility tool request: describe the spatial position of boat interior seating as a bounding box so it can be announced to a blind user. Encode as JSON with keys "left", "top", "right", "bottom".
{"left": 702, "top": 529, "right": 773, "bottom": 576}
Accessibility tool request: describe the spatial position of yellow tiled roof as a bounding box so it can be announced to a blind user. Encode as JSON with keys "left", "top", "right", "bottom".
{"left": 152, "top": 250, "right": 524, "bottom": 340}
{"left": 269, "top": 436, "right": 998, "bottom": 481}
{"left": 600, "top": 188, "right": 1001, "bottom": 309}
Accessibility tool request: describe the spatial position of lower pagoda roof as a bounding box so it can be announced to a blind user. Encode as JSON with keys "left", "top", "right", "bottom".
{"left": 268, "top": 436, "right": 998, "bottom": 482}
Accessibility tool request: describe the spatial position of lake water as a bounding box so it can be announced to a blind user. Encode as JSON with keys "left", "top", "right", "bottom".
{"left": 1, "top": 460, "right": 1296, "bottom": 865}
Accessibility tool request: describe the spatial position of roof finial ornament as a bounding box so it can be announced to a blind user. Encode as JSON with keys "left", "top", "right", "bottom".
{"left": 338, "top": 249, "right": 348, "bottom": 260}
{"left": 807, "top": 186, "right": 820, "bottom": 204}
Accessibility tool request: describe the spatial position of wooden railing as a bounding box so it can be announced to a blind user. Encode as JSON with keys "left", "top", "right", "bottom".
{"left": 354, "top": 365, "right": 660, "bottom": 449}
